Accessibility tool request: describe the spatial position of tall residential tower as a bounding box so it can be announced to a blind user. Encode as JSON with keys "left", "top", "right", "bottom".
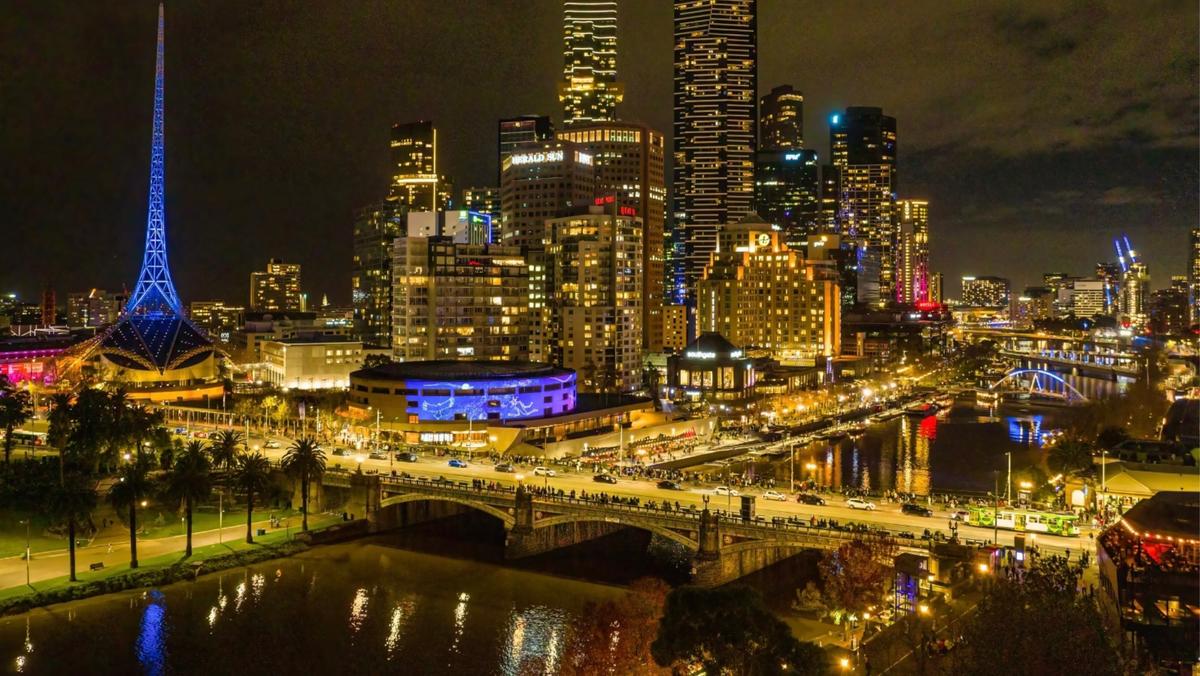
{"left": 559, "top": 2, "right": 623, "bottom": 125}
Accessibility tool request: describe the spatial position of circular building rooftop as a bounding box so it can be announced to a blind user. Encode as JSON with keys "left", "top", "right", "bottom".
{"left": 353, "top": 360, "right": 572, "bottom": 382}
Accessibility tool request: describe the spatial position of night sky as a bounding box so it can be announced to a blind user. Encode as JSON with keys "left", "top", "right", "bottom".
{"left": 2, "top": 1, "right": 1196, "bottom": 305}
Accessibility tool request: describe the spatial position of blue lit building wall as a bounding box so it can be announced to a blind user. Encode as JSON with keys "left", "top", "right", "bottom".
{"left": 400, "top": 373, "right": 577, "bottom": 421}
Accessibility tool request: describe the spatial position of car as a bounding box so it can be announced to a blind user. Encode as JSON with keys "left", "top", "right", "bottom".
{"left": 396, "top": 452, "right": 418, "bottom": 463}
{"left": 593, "top": 474, "right": 617, "bottom": 484}
{"left": 847, "top": 497, "right": 876, "bottom": 510}
{"left": 950, "top": 509, "right": 970, "bottom": 521}
{"left": 762, "top": 490, "right": 788, "bottom": 501}
{"left": 533, "top": 466, "right": 556, "bottom": 477}
{"left": 448, "top": 459, "right": 468, "bottom": 468}
{"left": 332, "top": 448, "right": 347, "bottom": 457}
{"left": 656, "top": 480, "right": 682, "bottom": 490}
{"left": 368, "top": 451, "right": 386, "bottom": 461}
{"left": 797, "top": 493, "right": 826, "bottom": 506}
{"left": 494, "top": 463, "right": 515, "bottom": 473}
{"left": 173, "top": 426, "right": 187, "bottom": 435}
{"left": 901, "top": 502, "right": 934, "bottom": 517}
{"left": 713, "top": 486, "right": 740, "bottom": 497}
{"left": 263, "top": 439, "right": 281, "bottom": 449}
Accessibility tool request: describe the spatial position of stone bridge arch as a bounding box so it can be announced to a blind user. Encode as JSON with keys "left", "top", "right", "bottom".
{"left": 377, "top": 492, "right": 516, "bottom": 529}
{"left": 531, "top": 513, "right": 700, "bottom": 551}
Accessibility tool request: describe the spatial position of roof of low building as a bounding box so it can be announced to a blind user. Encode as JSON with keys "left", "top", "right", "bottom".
{"left": 1119, "top": 491, "right": 1200, "bottom": 539}
{"left": 352, "top": 360, "right": 572, "bottom": 382}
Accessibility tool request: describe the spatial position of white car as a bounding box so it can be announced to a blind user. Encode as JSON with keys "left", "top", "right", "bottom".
{"left": 713, "top": 486, "right": 740, "bottom": 497}
{"left": 533, "top": 466, "right": 556, "bottom": 477}
{"left": 847, "top": 497, "right": 876, "bottom": 511}
{"left": 762, "top": 490, "right": 788, "bottom": 501}
{"left": 263, "top": 439, "right": 281, "bottom": 449}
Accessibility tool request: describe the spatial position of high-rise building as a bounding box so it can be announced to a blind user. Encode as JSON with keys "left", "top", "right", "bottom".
{"left": 461, "top": 186, "right": 501, "bottom": 220}
{"left": 759, "top": 84, "right": 803, "bottom": 150}
{"left": 895, "top": 200, "right": 929, "bottom": 304}
{"left": 39, "top": 286, "right": 55, "bottom": 325}
{"left": 1149, "top": 281, "right": 1190, "bottom": 335}
{"left": 961, "top": 276, "right": 1009, "bottom": 308}
{"left": 755, "top": 148, "right": 819, "bottom": 248}
{"left": 352, "top": 202, "right": 405, "bottom": 347}
{"left": 1120, "top": 261, "right": 1150, "bottom": 327}
{"left": 557, "top": 121, "right": 667, "bottom": 351}
{"left": 250, "top": 259, "right": 302, "bottom": 312}
{"left": 697, "top": 215, "right": 840, "bottom": 365}
{"left": 387, "top": 120, "right": 452, "bottom": 211}
{"left": 545, "top": 205, "right": 642, "bottom": 392}
{"left": 1095, "top": 261, "right": 1122, "bottom": 314}
{"left": 189, "top": 300, "right": 244, "bottom": 343}
{"left": 559, "top": 1, "right": 623, "bottom": 125}
{"left": 498, "top": 116, "right": 555, "bottom": 183}
{"left": 830, "top": 107, "right": 898, "bottom": 302}
{"left": 499, "top": 140, "right": 596, "bottom": 249}
{"left": 1059, "top": 279, "right": 1107, "bottom": 318}
{"left": 1189, "top": 227, "right": 1200, "bottom": 325}
{"left": 391, "top": 237, "right": 529, "bottom": 362}
{"left": 928, "top": 272, "right": 944, "bottom": 304}
{"left": 662, "top": 304, "right": 687, "bottom": 353}
{"left": 1013, "top": 287, "right": 1055, "bottom": 328}
{"left": 672, "top": 0, "right": 757, "bottom": 305}
{"left": 67, "top": 289, "right": 128, "bottom": 328}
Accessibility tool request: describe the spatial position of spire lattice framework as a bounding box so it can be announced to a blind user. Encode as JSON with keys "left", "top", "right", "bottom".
{"left": 125, "top": 4, "right": 181, "bottom": 316}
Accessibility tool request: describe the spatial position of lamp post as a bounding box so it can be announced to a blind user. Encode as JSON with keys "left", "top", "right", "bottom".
{"left": 19, "top": 519, "right": 30, "bottom": 588}
{"left": 1005, "top": 452, "right": 1012, "bottom": 502}
{"left": 992, "top": 470, "right": 999, "bottom": 545}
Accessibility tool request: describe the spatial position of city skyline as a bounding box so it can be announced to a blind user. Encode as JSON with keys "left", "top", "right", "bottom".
{"left": 1, "top": 0, "right": 1196, "bottom": 304}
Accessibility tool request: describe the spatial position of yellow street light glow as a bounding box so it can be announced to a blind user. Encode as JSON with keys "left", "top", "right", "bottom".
{"left": 839, "top": 657, "right": 850, "bottom": 669}
{"left": 978, "top": 562, "right": 990, "bottom": 573}
{"left": 919, "top": 604, "right": 930, "bottom": 614}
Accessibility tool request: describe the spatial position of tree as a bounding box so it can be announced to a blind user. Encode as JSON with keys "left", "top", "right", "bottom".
{"left": 209, "top": 430, "right": 244, "bottom": 473}
{"left": 107, "top": 459, "right": 153, "bottom": 569}
{"left": 0, "top": 375, "right": 33, "bottom": 465}
{"left": 651, "top": 586, "right": 828, "bottom": 676}
{"left": 958, "top": 562, "right": 1121, "bottom": 676}
{"left": 818, "top": 537, "right": 896, "bottom": 629}
{"left": 1049, "top": 436, "right": 1095, "bottom": 475}
{"left": 280, "top": 437, "right": 326, "bottom": 531}
{"left": 565, "top": 578, "right": 670, "bottom": 675}
{"left": 46, "top": 472, "right": 97, "bottom": 581}
{"left": 1095, "top": 425, "right": 1130, "bottom": 450}
{"left": 362, "top": 354, "right": 393, "bottom": 369}
{"left": 233, "top": 452, "right": 272, "bottom": 544}
{"left": 161, "top": 440, "right": 213, "bottom": 557}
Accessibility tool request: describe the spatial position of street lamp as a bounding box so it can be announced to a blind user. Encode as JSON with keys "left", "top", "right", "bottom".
{"left": 19, "top": 519, "right": 30, "bottom": 588}
{"left": 355, "top": 455, "right": 365, "bottom": 473}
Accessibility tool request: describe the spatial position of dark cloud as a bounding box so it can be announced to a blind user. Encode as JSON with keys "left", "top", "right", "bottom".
{"left": 0, "top": 0, "right": 1195, "bottom": 304}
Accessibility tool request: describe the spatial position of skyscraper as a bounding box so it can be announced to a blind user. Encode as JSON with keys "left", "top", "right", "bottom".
{"left": 673, "top": 0, "right": 757, "bottom": 307}
{"left": 759, "top": 84, "right": 803, "bottom": 150}
{"left": 498, "top": 115, "right": 554, "bottom": 184}
{"left": 830, "top": 107, "right": 898, "bottom": 303}
{"left": 1190, "top": 227, "right": 1200, "bottom": 325}
{"left": 388, "top": 120, "right": 452, "bottom": 211}
{"left": 557, "top": 121, "right": 667, "bottom": 351}
{"left": 499, "top": 140, "right": 596, "bottom": 250}
{"left": 250, "top": 259, "right": 302, "bottom": 312}
{"left": 352, "top": 202, "right": 405, "bottom": 347}
{"left": 461, "top": 186, "right": 501, "bottom": 220}
{"left": 895, "top": 199, "right": 929, "bottom": 304}
{"left": 559, "top": 2, "right": 623, "bottom": 125}
{"left": 755, "top": 148, "right": 819, "bottom": 248}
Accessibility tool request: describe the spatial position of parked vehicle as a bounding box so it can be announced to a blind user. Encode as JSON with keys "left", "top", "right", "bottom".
{"left": 762, "top": 490, "right": 788, "bottom": 501}
{"left": 494, "top": 463, "right": 515, "bottom": 473}
{"left": 713, "top": 486, "right": 740, "bottom": 497}
{"left": 368, "top": 451, "right": 387, "bottom": 461}
{"left": 263, "top": 439, "right": 281, "bottom": 449}
{"left": 656, "top": 480, "right": 682, "bottom": 490}
{"left": 593, "top": 474, "right": 618, "bottom": 484}
{"left": 396, "top": 452, "right": 418, "bottom": 462}
{"left": 847, "top": 497, "right": 876, "bottom": 511}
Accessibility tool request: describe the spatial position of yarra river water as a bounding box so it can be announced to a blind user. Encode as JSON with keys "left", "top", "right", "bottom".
{"left": 0, "top": 394, "right": 1115, "bottom": 674}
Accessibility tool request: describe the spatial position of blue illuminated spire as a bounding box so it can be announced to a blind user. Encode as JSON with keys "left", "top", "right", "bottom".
{"left": 125, "top": 4, "right": 181, "bottom": 316}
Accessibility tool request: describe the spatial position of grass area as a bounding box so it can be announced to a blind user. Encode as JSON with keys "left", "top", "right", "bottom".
{"left": 0, "top": 515, "right": 73, "bottom": 560}
{"left": 138, "top": 506, "right": 307, "bottom": 540}
{"left": 0, "top": 513, "right": 341, "bottom": 604}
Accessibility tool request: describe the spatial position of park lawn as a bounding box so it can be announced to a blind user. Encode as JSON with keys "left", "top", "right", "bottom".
{"left": 138, "top": 506, "right": 308, "bottom": 540}
{"left": 0, "top": 515, "right": 75, "bottom": 560}
{"left": 0, "top": 513, "right": 342, "bottom": 603}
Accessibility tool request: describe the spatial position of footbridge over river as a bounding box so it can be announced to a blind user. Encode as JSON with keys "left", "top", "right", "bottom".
{"left": 321, "top": 473, "right": 908, "bottom": 586}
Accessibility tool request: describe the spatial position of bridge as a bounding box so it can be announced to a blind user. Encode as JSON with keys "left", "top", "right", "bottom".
{"left": 956, "top": 327, "right": 1142, "bottom": 380}
{"left": 320, "top": 472, "right": 911, "bottom": 586}
{"left": 979, "top": 367, "right": 1089, "bottom": 406}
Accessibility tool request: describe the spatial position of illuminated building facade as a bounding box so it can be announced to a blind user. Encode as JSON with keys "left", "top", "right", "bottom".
{"left": 260, "top": 335, "right": 364, "bottom": 390}
{"left": 392, "top": 237, "right": 529, "bottom": 362}
{"left": 662, "top": 304, "right": 687, "bottom": 353}
{"left": 759, "top": 84, "right": 803, "bottom": 150}
{"left": 67, "top": 289, "right": 127, "bottom": 328}
{"left": 1148, "top": 280, "right": 1190, "bottom": 335}
{"left": 557, "top": 121, "right": 666, "bottom": 351}
{"left": 559, "top": 1, "right": 623, "bottom": 125}
{"left": 895, "top": 199, "right": 929, "bottom": 304}
{"left": 697, "top": 215, "right": 840, "bottom": 365}
{"left": 1059, "top": 279, "right": 1107, "bottom": 318}
{"left": 1013, "top": 288, "right": 1055, "bottom": 328}
{"left": 461, "top": 186, "right": 501, "bottom": 220}
{"left": 1190, "top": 227, "right": 1200, "bottom": 325}
{"left": 351, "top": 202, "right": 404, "bottom": 348}
{"left": 673, "top": 0, "right": 757, "bottom": 304}
{"left": 666, "top": 332, "right": 757, "bottom": 404}
{"left": 250, "top": 258, "right": 302, "bottom": 312}
{"left": 1120, "top": 261, "right": 1150, "bottom": 327}
{"left": 755, "top": 148, "right": 819, "bottom": 248}
{"left": 498, "top": 116, "right": 554, "bottom": 183}
{"left": 961, "top": 276, "right": 1010, "bottom": 308}
{"left": 188, "top": 300, "right": 244, "bottom": 344}
{"left": 387, "top": 120, "right": 453, "bottom": 211}
{"left": 499, "top": 140, "right": 596, "bottom": 249}
{"left": 546, "top": 206, "right": 643, "bottom": 393}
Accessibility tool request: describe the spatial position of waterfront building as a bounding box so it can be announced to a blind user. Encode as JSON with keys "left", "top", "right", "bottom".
{"left": 559, "top": 1, "right": 622, "bottom": 125}
{"left": 696, "top": 215, "right": 840, "bottom": 365}
{"left": 499, "top": 140, "right": 596, "bottom": 249}
{"left": 188, "top": 300, "right": 244, "bottom": 344}
{"left": 557, "top": 121, "right": 666, "bottom": 351}
{"left": 840, "top": 306, "right": 952, "bottom": 362}
{"left": 498, "top": 116, "right": 554, "bottom": 183}
{"left": 895, "top": 200, "right": 929, "bottom": 304}
{"left": 1012, "top": 287, "right": 1055, "bottom": 328}
{"left": 391, "top": 237, "right": 529, "bottom": 363}
{"left": 830, "top": 107, "right": 898, "bottom": 302}
{"left": 545, "top": 205, "right": 642, "bottom": 393}
{"left": 759, "top": 84, "right": 803, "bottom": 150}
{"left": 66, "top": 289, "right": 127, "bottom": 328}
{"left": 1148, "top": 282, "right": 1190, "bottom": 335}
{"left": 351, "top": 202, "right": 405, "bottom": 348}
{"left": 673, "top": 0, "right": 757, "bottom": 304}
{"left": 250, "top": 258, "right": 302, "bottom": 312}
{"left": 1190, "top": 227, "right": 1200, "bottom": 325}
{"left": 260, "top": 335, "right": 364, "bottom": 390}
{"left": 387, "top": 120, "right": 453, "bottom": 211}
{"left": 666, "top": 332, "right": 758, "bottom": 405}
{"left": 1120, "top": 261, "right": 1150, "bottom": 327}
{"left": 960, "top": 276, "right": 1010, "bottom": 308}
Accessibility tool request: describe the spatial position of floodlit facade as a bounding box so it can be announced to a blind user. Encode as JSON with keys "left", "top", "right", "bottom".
{"left": 558, "top": 121, "right": 666, "bottom": 351}
{"left": 392, "top": 237, "right": 530, "bottom": 362}
{"left": 67, "top": 289, "right": 127, "bottom": 328}
{"left": 697, "top": 216, "right": 840, "bottom": 365}
{"left": 351, "top": 202, "right": 405, "bottom": 348}
{"left": 260, "top": 336, "right": 364, "bottom": 390}
{"left": 250, "top": 258, "right": 302, "bottom": 312}
{"left": 961, "top": 276, "right": 1010, "bottom": 309}
{"left": 673, "top": 0, "right": 758, "bottom": 303}
{"left": 895, "top": 199, "right": 929, "bottom": 304}
{"left": 1120, "top": 261, "right": 1150, "bottom": 327}
{"left": 830, "top": 107, "right": 898, "bottom": 302}
{"left": 759, "top": 84, "right": 804, "bottom": 150}
{"left": 188, "top": 300, "right": 244, "bottom": 343}
{"left": 498, "top": 116, "right": 554, "bottom": 183}
{"left": 559, "top": 1, "right": 623, "bottom": 124}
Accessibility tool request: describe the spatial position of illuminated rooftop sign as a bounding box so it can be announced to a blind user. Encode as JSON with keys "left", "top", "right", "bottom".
{"left": 511, "top": 150, "right": 564, "bottom": 165}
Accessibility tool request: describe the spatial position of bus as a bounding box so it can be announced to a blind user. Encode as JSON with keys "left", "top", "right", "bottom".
{"left": 967, "top": 505, "right": 1080, "bottom": 537}
{"left": 7, "top": 430, "right": 48, "bottom": 447}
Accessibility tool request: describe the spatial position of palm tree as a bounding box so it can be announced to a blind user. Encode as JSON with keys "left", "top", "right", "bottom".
{"left": 0, "top": 374, "right": 33, "bottom": 465}
{"left": 107, "top": 460, "right": 153, "bottom": 569}
{"left": 233, "top": 452, "right": 272, "bottom": 544}
{"left": 46, "top": 473, "right": 97, "bottom": 581}
{"left": 1049, "top": 437, "right": 1096, "bottom": 475}
{"left": 47, "top": 392, "right": 74, "bottom": 483}
{"left": 161, "top": 441, "right": 213, "bottom": 557}
{"left": 209, "top": 430, "right": 244, "bottom": 473}
{"left": 281, "top": 437, "right": 326, "bottom": 531}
